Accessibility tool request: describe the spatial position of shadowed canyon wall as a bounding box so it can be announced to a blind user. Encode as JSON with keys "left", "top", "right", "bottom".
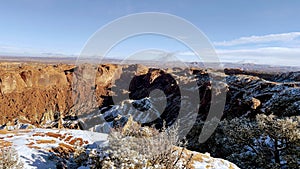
{"left": 0, "top": 62, "right": 300, "bottom": 129}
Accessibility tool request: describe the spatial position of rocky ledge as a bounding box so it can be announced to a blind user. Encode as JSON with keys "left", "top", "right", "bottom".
{"left": 0, "top": 62, "right": 299, "bottom": 129}
{"left": 0, "top": 119, "right": 239, "bottom": 169}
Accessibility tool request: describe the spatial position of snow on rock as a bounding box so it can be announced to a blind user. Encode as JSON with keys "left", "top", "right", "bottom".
{"left": 0, "top": 128, "right": 107, "bottom": 169}
{"left": 173, "top": 146, "right": 239, "bottom": 169}
{"left": 0, "top": 128, "right": 238, "bottom": 169}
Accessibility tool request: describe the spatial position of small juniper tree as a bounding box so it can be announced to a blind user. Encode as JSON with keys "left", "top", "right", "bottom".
{"left": 256, "top": 114, "right": 300, "bottom": 168}
{"left": 215, "top": 114, "right": 300, "bottom": 169}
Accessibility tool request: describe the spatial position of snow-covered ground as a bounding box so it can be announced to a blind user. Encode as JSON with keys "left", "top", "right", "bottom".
{"left": 0, "top": 128, "right": 239, "bottom": 169}
{"left": 0, "top": 128, "right": 107, "bottom": 169}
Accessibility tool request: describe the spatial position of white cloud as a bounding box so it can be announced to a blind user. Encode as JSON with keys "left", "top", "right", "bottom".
{"left": 1, "top": 32, "right": 299, "bottom": 67}
{"left": 176, "top": 47, "right": 300, "bottom": 66}
{"left": 216, "top": 47, "right": 300, "bottom": 66}
{"left": 208, "top": 32, "right": 300, "bottom": 66}
{"left": 217, "top": 47, "right": 300, "bottom": 56}
{"left": 0, "top": 44, "right": 74, "bottom": 57}
{"left": 214, "top": 32, "right": 300, "bottom": 46}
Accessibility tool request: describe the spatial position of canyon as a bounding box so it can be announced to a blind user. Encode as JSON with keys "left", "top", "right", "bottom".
{"left": 0, "top": 61, "right": 299, "bottom": 130}
{"left": 1, "top": 60, "right": 300, "bottom": 168}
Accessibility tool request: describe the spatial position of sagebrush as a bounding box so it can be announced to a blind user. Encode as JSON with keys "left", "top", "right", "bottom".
{"left": 0, "top": 147, "right": 23, "bottom": 169}
{"left": 76, "top": 116, "right": 192, "bottom": 169}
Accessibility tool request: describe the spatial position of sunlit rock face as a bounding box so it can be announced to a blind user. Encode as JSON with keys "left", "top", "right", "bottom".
{"left": 224, "top": 72, "right": 300, "bottom": 119}
{"left": 0, "top": 62, "right": 299, "bottom": 132}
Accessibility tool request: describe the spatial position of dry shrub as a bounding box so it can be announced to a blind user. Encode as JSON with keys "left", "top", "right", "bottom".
{"left": 73, "top": 140, "right": 88, "bottom": 166}
{"left": 96, "top": 116, "right": 192, "bottom": 169}
{"left": 0, "top": 147, "right": 23, "bottom": 169}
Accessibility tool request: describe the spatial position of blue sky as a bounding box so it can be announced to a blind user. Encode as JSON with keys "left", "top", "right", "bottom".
{"left": 1, "top": 0, "right": 300, "bottom": 66}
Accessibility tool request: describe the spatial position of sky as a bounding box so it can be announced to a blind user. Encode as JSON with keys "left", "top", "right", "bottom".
{"left": 1, "top": 0, "right": 300, "bottom": 66}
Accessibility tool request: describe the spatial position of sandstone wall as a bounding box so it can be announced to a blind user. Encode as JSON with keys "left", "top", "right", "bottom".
{"left": 0, "top": 63, "right": 120, "bottom": 125}
{"left": 1, "top": 62, "right": 299, "bottom": 128}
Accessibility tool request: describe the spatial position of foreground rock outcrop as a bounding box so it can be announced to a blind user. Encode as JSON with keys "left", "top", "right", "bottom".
{"left": 0, "top": 126, "right": 239, "bottom": 169}
{"left": 0, "top": 128, "right": 107, "bottom": 168}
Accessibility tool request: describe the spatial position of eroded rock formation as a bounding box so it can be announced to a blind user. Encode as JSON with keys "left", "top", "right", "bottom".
{"left": 0, "top": 63, "right": 120, "bottom": 126}
{"left": 0, "top": 62, "right": 299, "bottom": 131}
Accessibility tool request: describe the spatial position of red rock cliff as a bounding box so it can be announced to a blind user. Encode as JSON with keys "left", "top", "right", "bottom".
{"left": 0, "top": 62, "right": 121, "bottom": 125}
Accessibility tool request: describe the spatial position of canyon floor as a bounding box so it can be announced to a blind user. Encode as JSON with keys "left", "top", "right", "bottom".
{"left": 0, "top": 57, "right": 299, "bottom": 168}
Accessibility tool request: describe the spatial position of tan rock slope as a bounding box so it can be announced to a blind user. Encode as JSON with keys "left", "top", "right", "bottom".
{"left": 0, "top": 62, "right": 123, "bottom": 126}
